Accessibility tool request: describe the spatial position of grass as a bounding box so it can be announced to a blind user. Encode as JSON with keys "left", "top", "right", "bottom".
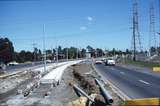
{"left": 124, "top": 60, "right": 160, "bottom": 69}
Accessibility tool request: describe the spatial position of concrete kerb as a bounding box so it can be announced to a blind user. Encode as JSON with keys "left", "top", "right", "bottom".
{"left": 0, "top": 70, "right": 26, "bottom": 79}
{"left": 40, "top": 60, "right": 82, "bottom": 84}
{"left": 91, "top": 63, "right": 131, "bottom": 101}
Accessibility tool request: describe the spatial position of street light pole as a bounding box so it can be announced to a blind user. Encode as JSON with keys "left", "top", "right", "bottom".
{"left": 56, "top": 45, "right": 58, "bottom": 63}
{"left": 158, "top": 0, "right": 160, "bottom": 47}
{"left": 43, "top": 24, "right": 46, "bottom": 72}
{"left": 32, "top": 43, "right": 37, "bottom": 64}
{"left": 76, "top": 48, "right": 78, "bottom": 59}
{"left": 66, "top": 48, "right": 68, "bottom": 61}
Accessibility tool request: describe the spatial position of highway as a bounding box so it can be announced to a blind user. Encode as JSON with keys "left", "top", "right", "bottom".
{"left": 0, "top": 59, "right": 77, "bottom": 72}
{"left": 0, "top": 61, "right": 51, "bottom": 72}
{"left": 95, "top": 64, "right": 160, "bottom": 99}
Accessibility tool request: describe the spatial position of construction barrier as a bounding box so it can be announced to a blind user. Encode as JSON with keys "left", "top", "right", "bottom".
{"left": 153, "top": 67, "right": 160, "bottom": 72}
{"left": 123, "top": 98, "right": 160, "bottom": 106}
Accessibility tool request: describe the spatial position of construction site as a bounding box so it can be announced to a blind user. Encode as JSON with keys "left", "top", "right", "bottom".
{"left": 0, "top": 0, "right": 160, "bottom": 106}
{"left": 0, "top": 60, "right": 123, "bottom": 106}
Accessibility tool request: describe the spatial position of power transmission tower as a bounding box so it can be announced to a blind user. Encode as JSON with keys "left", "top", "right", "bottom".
{"left": 149, "top": 0, "right": 157, "bottom": 55}
{"left": 158, "top": 0, "right": 160, "bottom": 47}
{"left": 131, "top": 0, "right": 142, "bottom": 61}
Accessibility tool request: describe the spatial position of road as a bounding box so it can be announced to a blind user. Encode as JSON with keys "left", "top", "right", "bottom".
{"left": 0, "top": 61, "right": 52, "bottom": 72}
{"left": 0, "top": 59, "right": 79, "bottom": 72}
{"left": 95, "top": 64, "right": 160, "bottom": 99}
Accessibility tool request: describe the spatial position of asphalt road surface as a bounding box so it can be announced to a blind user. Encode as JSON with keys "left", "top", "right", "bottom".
{"left": 95, "top": 64, "right": 160, "bottom": 99}
{"left": 0, "top": 61, "right": 52, "bottom": 72}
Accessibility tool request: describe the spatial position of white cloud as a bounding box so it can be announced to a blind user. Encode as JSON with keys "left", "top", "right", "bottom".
{"left": 80, "top": 26, "right": 87, "bottom": 31}
{"left": 87, "top": 16, "right": 93, "bottom": 21}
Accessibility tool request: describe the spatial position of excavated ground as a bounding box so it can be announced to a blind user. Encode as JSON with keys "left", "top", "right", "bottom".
{"left": 0, "top": 62, "right": 123, "bottom": 106}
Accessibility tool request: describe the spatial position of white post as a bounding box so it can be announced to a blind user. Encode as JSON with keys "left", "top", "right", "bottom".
{"left": 43, "top": 24, "right": 46, "bottom": 72}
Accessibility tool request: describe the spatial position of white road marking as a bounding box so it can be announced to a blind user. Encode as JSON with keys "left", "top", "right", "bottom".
{"left": 110, "top": 67, "right": 114, "bottom": 70}
{"left": 120, "top": 72, "right": 125, "bottom": 75}
{"left": 138, "top": 80, "right": 150, "bottom": 85}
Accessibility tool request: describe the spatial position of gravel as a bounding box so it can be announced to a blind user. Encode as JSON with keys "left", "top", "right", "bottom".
{"left": 0, "top": 61, "right": 123, "bottom": 106}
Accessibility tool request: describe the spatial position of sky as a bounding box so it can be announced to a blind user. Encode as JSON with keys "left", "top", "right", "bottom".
{"left": 0, "top": 0, "right": 160, "bottom": 52}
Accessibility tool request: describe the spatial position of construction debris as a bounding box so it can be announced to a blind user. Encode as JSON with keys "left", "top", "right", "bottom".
{"left": 95, "top": 78, "right": 113, "bottom": 104}
{"left": 0, "top": 61, "right": 123, "bottom": 106}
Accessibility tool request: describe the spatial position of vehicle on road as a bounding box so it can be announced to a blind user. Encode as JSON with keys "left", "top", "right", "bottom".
{"left": 105, "top": 59, "right": 116, "bottom": 66}
{"left": 95, "top": 60, "right": 103, "bottom": 64}
{"left": 7, "top": 61, "right": 19, "bottom": 66}
{"left": 46, "top": 59, "right": 52, "bottom": 63}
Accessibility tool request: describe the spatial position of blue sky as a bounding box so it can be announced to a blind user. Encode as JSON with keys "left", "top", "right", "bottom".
{"left": 0, "top": 0, "right": 159, "bottom": 51}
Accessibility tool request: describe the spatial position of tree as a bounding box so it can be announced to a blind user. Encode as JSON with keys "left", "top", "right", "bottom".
{"left": 0, "top": 37, "right": 14, "bottom": 63}
{"left": 58, "top": 46, "right": 62, "bottom": 54}
{"left": 33, "top": 47, "right": 38, "bottom": 61}
{"left": 81, "top": 48, "right": 86, "bottom": 58}
{"left": 150, "top": 47, "right": 156, "bottom": 56}
{"left": 86, "top": 45, "right": 96, "bottom": 57}
{"left": 96, "top": 48, "right": 103, "bottom": 57}
{"left": 46, "top": 49, "right": 53, "bottom": 60}
{"left": 25, "top": 51, "right": 33, "bottom": 61}
{"left": 18, "top": 50, "right": 26, "bottom": 62}
{"left": 38, "top": 49, "right": 42, "bottom": 61}
{"left": 63, "top": 48, "right": 68, "bottom": 59}
{"left": 125, "top": 49, "right": 131, "bottom": 54}
{"left": 68, "top": 47, "right": 77, "bottom": 59}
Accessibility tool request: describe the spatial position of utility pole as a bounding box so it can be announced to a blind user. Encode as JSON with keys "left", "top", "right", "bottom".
{"left": 133, "top": 14, "right": 136, "bottom": 61}
{"left": 76, "top": 48, "right": 78, "bottom": 59}
{"left": 56, "top": 45, "right": 58, "bottom": 63}
{"left": 149, "top": 0, "right": 157, "bottom": 55}
{"left": 66, "top": 48, "right": 68, "bottom": 61}
{"left": 32, "top": 43, "right": 37, "bottom": 64}
{"left": 43, "top": 24, "right": 46, "bottom": 72}
{"left": 131, "top": 0, "right": 142, "bottom": 61}
{"left": 158, "top": 0, "right": 160, "bottom": 48}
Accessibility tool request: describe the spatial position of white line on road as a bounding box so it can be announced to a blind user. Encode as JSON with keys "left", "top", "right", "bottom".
{"left": 138, "top": 80, "right": 150, "bottom": 85}
{"left": 120, "top": 72, "right": 125, "bottom": 75}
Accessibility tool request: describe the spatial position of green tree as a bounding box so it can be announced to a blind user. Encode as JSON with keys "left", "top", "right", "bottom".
{"left": 18, "top": 50, "right": 26, "bottom": 62}
{"left": 81, "top": 48, "right": 86, "bottom": 58}
{"left": 25, "top": 51, "right": 33, "bottom": 61}
{"left": 96, "top": 48, "right": 103, "bottom": 57}
{"left": 68, "top": 47, "right": 77, "bottom": 59}
{"left": 0, "top": 37, "right": 14, "bottom": 63}
{"left": 86, "top": 45, "right": 95, "bottom": 57}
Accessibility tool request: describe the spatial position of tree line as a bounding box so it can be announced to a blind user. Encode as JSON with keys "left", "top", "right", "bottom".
{"left": 2, "top": 37, "right": 159, "bottom": 64}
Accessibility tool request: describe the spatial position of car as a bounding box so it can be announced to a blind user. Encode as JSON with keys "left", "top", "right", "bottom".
{"left": 7, "top": 61, "right": 19, "bottom": 66}
{"left": 95, "top": 60, "right": 103, "bottom": 64}
{"left": 46, "top": 59, "right": 52, "bottom": 63}
{"left": 105, "top": 59, "right": 116, "bottom": 66}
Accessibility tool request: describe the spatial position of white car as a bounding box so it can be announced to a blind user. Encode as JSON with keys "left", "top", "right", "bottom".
{"left": 7, "top": 61, "right": 19, "bottom": 66}
{"left": 105, "top": 59, "right": 115, "bottom": 66}
{"left": 95, "top": 60, "right": 103, "bottom": 64}
{"left": 46, "top": 60, "right": 52, "bottom": 63}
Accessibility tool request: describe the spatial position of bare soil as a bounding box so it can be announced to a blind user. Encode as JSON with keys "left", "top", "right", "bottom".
{"left": 0, "top": 62, "right": 123, "bottom": 106}
{"left": 70, "top": 62, "right": 123, "bottom": 106}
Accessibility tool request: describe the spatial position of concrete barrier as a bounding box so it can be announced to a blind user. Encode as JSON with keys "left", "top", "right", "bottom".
{"left": 41, "top": 60, "right": 82, "bottom": 83}
{"left": 123, "top": 98, "right": 160, "bottom": 106}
